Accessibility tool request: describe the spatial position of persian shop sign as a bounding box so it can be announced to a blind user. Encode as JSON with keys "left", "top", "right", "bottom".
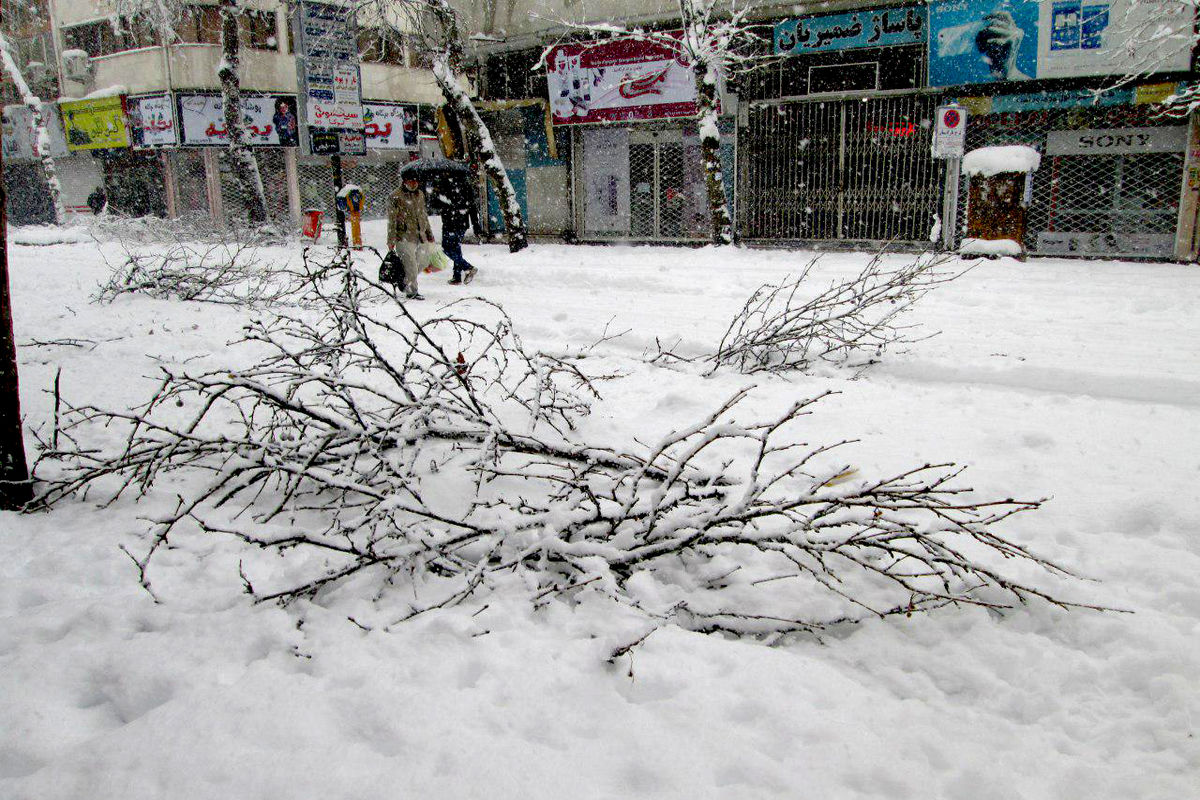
{"left": 128, "top": 93, "right": 178, "bottom": 148}
{"left": 775, "top": 5, "right": 927, "bottom": 54}
{"left": 362, "top": 102, "right": 418, "bottom": 150}
{"left": 547, "top": 36, "right": 699, "bottom": 125}
{"left": 60, "top": 96, "right": 129, "bottom": 151}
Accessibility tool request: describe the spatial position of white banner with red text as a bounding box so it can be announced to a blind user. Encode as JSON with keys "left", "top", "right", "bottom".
{"left": 546, "top": 36, "right": 702, "bottom": 125}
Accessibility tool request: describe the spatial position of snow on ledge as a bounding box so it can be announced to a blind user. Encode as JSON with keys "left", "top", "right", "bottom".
{"left": 963, "top": 145, "right": 1041, "bottom": 177}
{"left": 960, "top": 237, "right": 1023, "bottom": 257}
{"left": 58, "top": 85, "right": 128, "bottom": 103}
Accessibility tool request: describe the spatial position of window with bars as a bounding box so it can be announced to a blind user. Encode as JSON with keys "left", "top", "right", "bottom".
{"left": 61, "top": 17, "right": 160, "bottom": 57}
{"left": 178, "top": 5, "right": 279, "bottom": 50}
{"left": 358, "top": 28, "right": 408, "bottom": 67}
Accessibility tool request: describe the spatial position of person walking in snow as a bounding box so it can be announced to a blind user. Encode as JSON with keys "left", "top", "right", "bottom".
{"left": 428, "top": 174, "right": 480, "bottom": 286}
{"left": 386, "top": 177, "right": 436, "bottom": 300}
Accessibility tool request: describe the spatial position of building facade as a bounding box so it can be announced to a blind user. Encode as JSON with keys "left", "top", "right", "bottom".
{"left": 459, "top": 0, "right": 1200, "bottom": 260}
{"left": 3, "top": 0, "right": 444, "bottom": 226}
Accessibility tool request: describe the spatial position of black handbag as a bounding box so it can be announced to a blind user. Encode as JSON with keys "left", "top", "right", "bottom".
{"left": 379, "top": 251, "right": 403, "bottom": 285}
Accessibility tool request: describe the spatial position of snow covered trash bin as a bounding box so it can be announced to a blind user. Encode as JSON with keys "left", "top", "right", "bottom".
{"left": 962, "top": 145, "right": 1041, "bottom": 258}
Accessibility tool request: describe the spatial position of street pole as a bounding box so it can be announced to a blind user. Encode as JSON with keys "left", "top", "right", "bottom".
{"left": 942, "top": 156, "right": 961, "bottom": 252}
{"left": 331, "top": 154, "right": 348, "bottom": 249}
{"left": 0, "top": 149, "right": 33, "bottom": 509}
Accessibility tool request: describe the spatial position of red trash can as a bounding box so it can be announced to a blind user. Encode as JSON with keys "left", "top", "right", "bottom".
{"left": 301, "top": 208, "right": 324, "bottom": 240}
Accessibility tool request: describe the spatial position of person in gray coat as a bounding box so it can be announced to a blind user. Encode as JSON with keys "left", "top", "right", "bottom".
{"left": 386, "top": 177, "right": 436, "bottom": 300}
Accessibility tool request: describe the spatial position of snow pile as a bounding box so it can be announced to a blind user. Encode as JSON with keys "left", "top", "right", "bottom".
{"left": 960, "top": 237, "right": 1023, "bottom": 257}
{"left": 2, "top": 229, "right": 1198, "bottom": 798}
{"left": 7, "top": 225, "right": 91, "bottom": 245}
{"left": 963, "top": 145, "right": 1042, "bottom": 177}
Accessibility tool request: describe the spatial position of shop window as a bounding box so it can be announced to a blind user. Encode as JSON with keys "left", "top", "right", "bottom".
{"left": 241, "top": 10, "right": 278, "bottom": 51}
{"left": 483, "top": 49, "right": 545, "bottom": 100}
{"left": 809, "top": 62, "right": 878, "bottom": 94}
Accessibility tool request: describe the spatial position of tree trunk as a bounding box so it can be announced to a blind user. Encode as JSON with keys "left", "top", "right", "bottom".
{"left": 0, "top": 40, "right": 65, "bottom": 225}
{"left": 432, "top": 55, "right": 528, "bottom": 253}
{"left": 0, "top": 149, "right": 33, "bottom": 509}
{"left": 693, "top": 66, "right": 733, "bottom": 246}
{"left": 217, "top": 0, "right": 268, "bottom": 226}
{"left": 678, "top": 0, "right": 733, "bottom": 246}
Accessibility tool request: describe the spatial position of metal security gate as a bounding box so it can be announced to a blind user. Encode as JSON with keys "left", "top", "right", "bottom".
{"left": 578, "top": 125, "right": 709, "bottom": 241}
{"left": 742, "top": 93, "right": 943, "bottom": 244}
{"left": 959, "top": 107, "right": 1186, "bottom": 259}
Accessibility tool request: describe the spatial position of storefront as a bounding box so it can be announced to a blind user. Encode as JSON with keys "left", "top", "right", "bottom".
{"left": 927, "top": 0, "right": 1196, "bottom": 259}
{"left": 547, "top": 35, "right": 733, "bottom": 242}
{"left": 740, "top": 5, "right": 942, "bottom": 245}
{"left": 958, "top": 92, "right": 1192, "bottom": 259}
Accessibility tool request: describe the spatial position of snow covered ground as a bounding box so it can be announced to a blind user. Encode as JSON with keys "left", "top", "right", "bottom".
{"left": 2, "top": 223, "right": 1198, "bottom": 799}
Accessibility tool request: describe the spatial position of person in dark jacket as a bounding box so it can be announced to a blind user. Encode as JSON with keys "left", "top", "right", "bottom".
{"left": 427, "top": 174, "right": 480, "bottom": 285}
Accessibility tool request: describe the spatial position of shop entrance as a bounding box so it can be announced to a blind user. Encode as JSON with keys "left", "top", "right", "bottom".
{"left": 741, "top": 93, "right": 943, "bottom": 244}
{"left": 579, "top": 125, "right": 709, "bottom": 241}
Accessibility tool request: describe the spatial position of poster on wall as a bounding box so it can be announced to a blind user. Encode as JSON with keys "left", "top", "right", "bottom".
{"left": 546, "top": 37, "right": 701, "bottom": 125}
{"left": 774, "top": 6, "right": 927, "bottom": 55}
{"left": 60, "top": 96, "right": 129, "bottom": 151}
{"left": 1035, "top": 0, "right": 1193, "bottom": 79}
{"left": 929, "top": 0, "right": 1040, "bottom": 86}
{"left": 362, "top": 102, "right": 418, "bottom": 149}
{"left": 929, "top": 0, "right": 1194, "bottom": 87}
{"left": 176, "top": 94, "right": 299, "bottom": 147}
{"left": 128, "top": 93, "right": 178, "bottom": 147}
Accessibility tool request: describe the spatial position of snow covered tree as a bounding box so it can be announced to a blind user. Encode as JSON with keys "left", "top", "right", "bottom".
{"left": 215, "top": 0, "right": 268, "bottom": 225}
{"left": 416, "top": 0, "right": 528, "bottom": 252}
{"left": 0, "top": 32, "right": 65, "bottom": 225}
{"left": 110, "top": 0, "right": 269, "bottom": 224}
{"left": 1103, "top": 0, "right": 1197, "bottom": 113}
{"left": 32, "top": 248, "right": 1105, "bottom": 636}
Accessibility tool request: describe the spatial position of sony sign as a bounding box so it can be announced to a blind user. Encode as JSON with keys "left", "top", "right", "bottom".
{"left": 1046, "top": 127, "right": 1188, "bottom": 157}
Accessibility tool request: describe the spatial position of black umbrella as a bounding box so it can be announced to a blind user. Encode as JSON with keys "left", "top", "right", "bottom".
{"left": 400, "top": 158, "right": 476, "bottom": 215}
{"left": 398, "top": 156, "right": 471, "bottom": 183}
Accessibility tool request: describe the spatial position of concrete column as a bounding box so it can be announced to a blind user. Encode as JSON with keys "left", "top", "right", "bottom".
{"left": 284, "top": 147, "right": 302, "bottom": 231}
{"left": 202, "top": 148, "right": 225, "bottom": 229}
{"left": 161, "top": 151, "right": 178, "bottom": 219}
{"left": 1175, "top": 112, "right": 1200, "bottom": 262}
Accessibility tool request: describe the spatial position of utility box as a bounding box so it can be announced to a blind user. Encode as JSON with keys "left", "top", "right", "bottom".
{"left": 961, "top": 145, "right": 1041, "bottom": 258}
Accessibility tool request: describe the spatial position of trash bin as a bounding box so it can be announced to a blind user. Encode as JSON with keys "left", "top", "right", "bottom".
{"left": 961, "top": 145, "right": 1041, "bottom": 258}
{"left": 301, "top": 208, "right": 324, "bottom": 240}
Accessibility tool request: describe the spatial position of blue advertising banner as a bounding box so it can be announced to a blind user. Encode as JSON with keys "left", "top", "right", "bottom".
{"left": 929, "top": 0, "right": 1040, "bottom": 87}
{"left": 775, "top": 5, "right": 926, "bottom": 55}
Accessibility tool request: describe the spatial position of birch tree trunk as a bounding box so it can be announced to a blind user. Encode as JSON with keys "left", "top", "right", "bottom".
{"left": 431, "top": 55, "right": 528, "bottom": 253}
{"left": 0, "top": 38, "right": 65, "bottom": 225}
{"left": 217, "top": 0, "right": 268, "bottom": 226}
{"left": 0, "top": 149, "right": 33, "bottom": 509}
